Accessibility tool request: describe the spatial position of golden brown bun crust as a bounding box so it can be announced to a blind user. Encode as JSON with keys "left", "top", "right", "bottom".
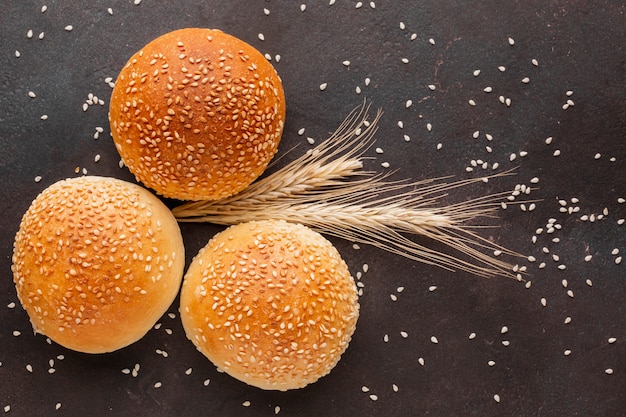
{"left": 12, "top": 176, "right": 185, "bottom": 353}
{"left": 109, "top": 28, "right": 286, "bottom": 201}
{"left": 180, "top": 220, "right": 359, "bottom": 391}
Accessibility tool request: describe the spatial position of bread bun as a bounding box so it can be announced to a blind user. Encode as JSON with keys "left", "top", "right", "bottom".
{"left": 11, "top": 176, "right": 185, "bottom": 354}
{"left": 180, "top": 220, "right": 359, "bottom": 391}
{"left": 109, "top": 28, "right": 286, "bottom": 201}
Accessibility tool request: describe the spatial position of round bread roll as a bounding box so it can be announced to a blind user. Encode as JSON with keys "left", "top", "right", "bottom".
{"left": 109, "top": 28, "right": 286, "bottom": 201}
{"left": 11, "top": 176, "right": 185, "bottom": 354}
{"left": 180, "top": 220, "right": 359, "bottom": 391}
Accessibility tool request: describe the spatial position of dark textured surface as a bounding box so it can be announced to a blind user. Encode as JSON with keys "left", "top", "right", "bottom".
{"left": 1, "top": 1, "right": 624, "bottom": 416}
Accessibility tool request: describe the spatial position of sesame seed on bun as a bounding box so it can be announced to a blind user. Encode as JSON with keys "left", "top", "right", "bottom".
{"left": 11, "top": 176, "right": 185, "bottom": 354}
{"left": 109, "top": 28, "right": 286, "bottom": 201}
{"left": 179, "top": 219, "right": 360, "bottom": 391}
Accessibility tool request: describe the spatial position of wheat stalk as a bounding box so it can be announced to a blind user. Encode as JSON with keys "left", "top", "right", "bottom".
{"left": 173, "top": 102, "right": 526, "bottom": 278}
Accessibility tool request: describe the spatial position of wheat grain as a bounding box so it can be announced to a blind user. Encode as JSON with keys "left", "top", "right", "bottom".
{"left": 173, "top": 102, "right": 525, "bottom": 278}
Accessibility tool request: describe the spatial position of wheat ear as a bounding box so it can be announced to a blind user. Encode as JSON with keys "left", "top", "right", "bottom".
{"left": 173, "top": 103, "right": 526, "bottom": 278}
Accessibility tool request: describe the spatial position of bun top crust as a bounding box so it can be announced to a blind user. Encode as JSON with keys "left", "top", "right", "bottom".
{"left": 12, "top": 176, "right": 185, "bottom": 353}
{"left": 109, "top": 28, "right": 286, "bottom": 201}
{"left": 180, "top": 220, "right": 359, "bottom": 391}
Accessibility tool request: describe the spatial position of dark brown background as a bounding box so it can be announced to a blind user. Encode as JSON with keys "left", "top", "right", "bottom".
{"left": 1, "top": 1, "right": 624, "bottom": 416}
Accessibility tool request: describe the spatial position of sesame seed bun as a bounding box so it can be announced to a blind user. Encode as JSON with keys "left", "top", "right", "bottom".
{"left": 179, "top": 220, "right": 360, "bottom": 391}
{"left": 109, "top": 28, "right": 286, "bottom": 201}
{"left": 11, "top": 176, "right": 185, "bottom": 354}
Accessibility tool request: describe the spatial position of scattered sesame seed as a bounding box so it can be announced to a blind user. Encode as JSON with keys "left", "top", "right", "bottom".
{"left": 522, "top": 77, "right": 530, "bottom": 83}
{"left": 4, "top": 405, "right": 10, "bottom": 413}
{"left": 300, "top": 4, "right": 306, "bottom": 12}
{"left": 488, "top": 360, "right": 496, "bottom": 367}
{"left": 399, "top": 22, "right": 406, "bottom": 30}
{"left": 615, "top": 257, "right": 622, "bottom": 265}
{"left": 498, "top": 66, "right": 506, "bottom": 72}
{"left": 383, "top": 334, "right": 389, "bottom": 342}
{"left": 493, "top": 394, "right": 501, "bottom": 403}
{"left": 468, "top": 99, "right": 476, "bottom": 106}
{"left": 508, "top": 37, "right": 515, "bottom": 45}
{"left": 418, "top": 357, "right": 425, "bottom": 366}
{"left": 473, "top": 69, "right": 481, "bottom": 76}
{"left": 564, "top": 350, "right": 572, "bottom": 356}
{"left": 553, "top": 150, "right": 561, "bottom": 157}
{"left": 469, "top": 332, "right": 476, "bottom": 339}
{"left": 400, "top": 331, "right": 408, "bottom": 338}
{"left": 541, "top": 298, "right": 547, "bottom": 307}
{"left": 40, "top": 115, "right": 48, "bottom": 120}
{"left": 532, "top": 58, "right": 539, "bottom": 66}
{"left": 242, "top": 401, "right": 251, "bottom": 407}
{"left": 428, "top": 285, "right": 437, "bottom": 292}
{"left": 564, "top": 317, "right": 572, "bottom": 324}
{"left": 608, "top": 337, "right": 617, "bottom": 344}
{"left": 107, "top": 7, "right": 113, "bottom": 14}
{"left": 355, "top": 2, "right": 363, "bottom": 8}
{"left": 430, "top": 336, "right": 439, "bottom": 344}
{"left": 65, "top": 25, "right": 73, "bottom": 31}
{"left": 154, "top": 382, "right": 162, "bottom": 388}
{"left": 392, "top": 384, "right": 399, "bottom": 392}
{"left": 401, "top": 57, "right": 409, "bottom": 64}
{"left": 38, "top": 32, "right": 45, "bottom": 40}
{"left": 203, "top": 379, "right": 210, "bottom": 386}
{"left": 275, "top": 405, "right": 281, "bottom": 414}
{"left": 258, "top": 33, "right": 265, "bottom": 41}
{"left": 605, "top": 368, "right": 614, "bottom": 375}
{"left": 405, "top": 99, "right": 413, "bottom": 108}
{"left": 343, "top": 60, "right": 351, "bottom": 67}
{"left": 369, "top": 394, "right": 378, "bottom": 401}
{"left": 428, "top": 38, "right": 435, "bottom": 45}
{"left": 319, "top": 83, "right": 328, "bottom": 91}
{"left": 134, "top": 0, "right": 141, "bottom": 4}
{"left": 501, "top": 326, "right": 509, "bottom": 334}
{"left": 55, "top": 403, "right": 61, "bottom": 410}
{"left": 41, "top": 5, "right": 47, "bottom": 12}
{"left": 483, "top": 86, "right": 493, "bottom": 93}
